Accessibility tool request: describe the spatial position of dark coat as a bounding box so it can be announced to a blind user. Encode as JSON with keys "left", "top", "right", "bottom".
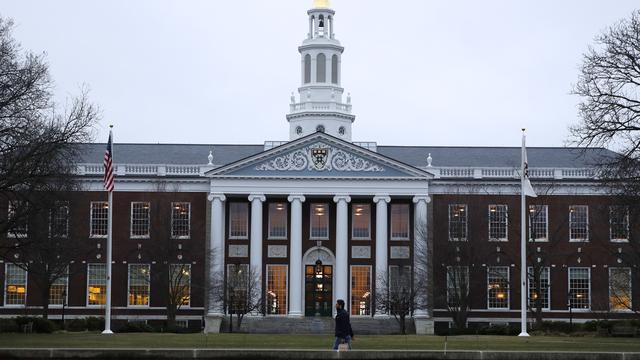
{"left": 334, "top": 308, "right": 354, "bottom": 338}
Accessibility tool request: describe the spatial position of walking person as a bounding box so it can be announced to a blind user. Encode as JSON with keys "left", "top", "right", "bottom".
{"left": 333, "top": 299, "right": 354, "bottom": 351}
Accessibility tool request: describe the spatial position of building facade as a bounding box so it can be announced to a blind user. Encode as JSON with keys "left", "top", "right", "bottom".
{"left": 0, "top": 0, "right": 637, "bottom": 334}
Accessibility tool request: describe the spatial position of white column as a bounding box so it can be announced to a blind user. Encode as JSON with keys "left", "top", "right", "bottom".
{"left": 413, "top": 195, "right": 430, "bottom": 319}
{"left": 249, "top": 194, "right": 266, "bottom": 304}
{"left": 373, "top": 195, "right": 391, "bottom": 318}
{"left": 334, "top": 195, "right": 351, "bottom": 308}
{"left": 288, "top": 194, "right": 306, "bottom": 317}
{"left": 207, "top": 193, "right": 226, "bottom": 317}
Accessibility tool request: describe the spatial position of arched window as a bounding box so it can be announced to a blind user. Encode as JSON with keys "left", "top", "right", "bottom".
{"left": 304, "top": 54, "right": 311, "bottom": 84}
{"left": 317, "top": 53, "right": 326, "bottom": 83}
{"left": 331, "top": 55, "right": 338, "bottom": 84}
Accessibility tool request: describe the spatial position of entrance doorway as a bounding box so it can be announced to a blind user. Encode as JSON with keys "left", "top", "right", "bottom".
{"left": 304, "top": 260, "right": 333, "bottom": 317}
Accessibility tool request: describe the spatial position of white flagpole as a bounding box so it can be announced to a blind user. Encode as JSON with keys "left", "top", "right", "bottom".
{"left": 519, "top": 129, "right": 529, "bottom": 337}
{"left": 103, "top": 125, "right": 114, "bottom": 335}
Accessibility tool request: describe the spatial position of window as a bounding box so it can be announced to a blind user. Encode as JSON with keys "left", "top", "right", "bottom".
{"left": 228, "top": 202, "right": 249, "bottom": 239}
{"left": 487, "top": 266, "right": 509, "bottom": 309}
{"left": 528, "top": 205, "right": 548, "bottom": 242}
{"left": 389, "top": 265, "right": 411, "bottom": 293}
{"left": 316, "top": 53, "right": 326, "bottom": 82}
{"left": 4, "top": 264, "right": 27, "bottom": 306}
{"left": 268, "top": 203, "right": 288, "bottom": 239}
{"left": 390, "top": 204, "right": 410, "bottom": 240}
{"left": 87, "top": 263, "right": 106, "bottom": 306}
{"left": 610, "top": 206, "right": 629, "bottom": 242}
{"left": 131, "top": 202, "right": 151, "bottom": 238}
{"left": 350, "top": 266, "right": 371, "bottom": 316}
{"left": 488, "top": 205, "right": 508, "bottom": 241}
{"left": 331, "top": 54, "right": 339, "bottom": 84}
{"left": 351, "top": 204, "right": 371, "bottom": 240}
{"left": 48, "top": 201, "right": 70, "bottom": 238}
{"left": 446, "top": 266, "right": 469, "bottom": 308}
{"left": 7, "top": 201, "right": 28, "bottom": 238}
{"left": 128, "top": 264, "right": 150, "bottom": 306}
{"left": 169, "top": 264, "right": 191, "bottom": 307}
{"left": 266, "top": 265, "right": 288, "bottom": 315}
{"left": 227, "top": 264, "right": 249, "bottom": 314}
{"left": 609, "top": 267, "right": 632, "bottom": 311}
{"left": 304, "top": 54, "right": 311, "bottom": 84}
{"left": 528, "top": 267, "right": 550, "bottom": 310}
{"left": 448, "top": 204, "right": 467, "bottom": 241}
{"left": 90, "top": 201, "right": 108, "bottom": 238}
{"left": 569, "top": 205, "right": 589, "bottom": 241}
{"left": 171, "top": 202, "right": 191, "bottom": 239}
{"left": 49, "top": 268, "right": 68, "bottom": 306}
{"left": 310, "top": 204, "right": 329, "bottom": 239}
{"left": 568, "top": 267, "right": 590, "bottom": 310}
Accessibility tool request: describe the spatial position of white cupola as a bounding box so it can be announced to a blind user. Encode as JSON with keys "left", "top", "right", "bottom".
{"left": 287, "top": 0, "right": 355, "bottom": 141}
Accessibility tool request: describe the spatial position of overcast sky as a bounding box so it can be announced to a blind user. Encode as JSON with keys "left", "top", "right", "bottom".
{"left": 2, "top": 0, "right": 638, "bottom": 147}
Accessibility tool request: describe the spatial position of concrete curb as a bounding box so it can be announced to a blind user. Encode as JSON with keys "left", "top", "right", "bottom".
{"left": 0, "top": 349, "right": 640, "bottom": 360}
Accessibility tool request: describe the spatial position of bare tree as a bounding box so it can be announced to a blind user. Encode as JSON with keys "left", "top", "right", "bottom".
{"left": 220, "top": 264, "right": 263, "bottom": 333}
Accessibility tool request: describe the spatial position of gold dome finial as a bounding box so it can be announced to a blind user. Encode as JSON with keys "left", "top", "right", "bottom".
{"left": 313, "top": 0, "right": 330, "bottom": 9}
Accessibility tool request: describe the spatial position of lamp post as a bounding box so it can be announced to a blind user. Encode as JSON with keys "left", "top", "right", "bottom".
{"left": 567, "top": 290, "right": 573, "bottom": 333}
{"left": 61, "top": 288, "right": 67, "bottom": 327}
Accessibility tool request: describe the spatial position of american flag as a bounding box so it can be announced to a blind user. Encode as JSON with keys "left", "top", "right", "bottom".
{"left": 103, "top": 130, "right": 114, "bottom": 192}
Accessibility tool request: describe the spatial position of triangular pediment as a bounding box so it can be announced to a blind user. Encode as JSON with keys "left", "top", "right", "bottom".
{"left": 207, "top": 133, "right": 433, "bottom": 179}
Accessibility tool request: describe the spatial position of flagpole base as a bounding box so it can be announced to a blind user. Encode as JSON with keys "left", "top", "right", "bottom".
{"left": 518, "top": 332, "right": 530, "bottom": 337}
{"left": 101, "top": 329, "right": 114, "bottom": 335}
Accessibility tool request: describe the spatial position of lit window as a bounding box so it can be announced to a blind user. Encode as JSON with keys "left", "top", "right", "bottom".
{"left": 528, "top": 205, "right": 548, "bottom": 242}
{"left": 487, "top": 266, "right": 509, "bottom": 309}
{"left": 568, "top": 267, "right": 590, "bottom": 310}
{"left": 87, "top": 263, "right": 106, "bottom": 306}
{"left": 569, "top": 205, "right": 588, "bottom": 242}
{"left": 609, "top": 267, "right": 632, "bottom": 311}
{"left": 446, "top": 266, "right": 469, "bottom": 308}
{"left": 4, "top": 264, "right": 27, "bottom": 306}
{"left": 351, "top": 204, "right": 371, "bottom": 240}
{"left": 390, "top": 204, "right": 410, "bottom": 240}
{"left": 229, "top": 202, "right": 249, "bottom": 239}
{"left": 7, "top": 201, "right": 28, "bottom": 238}
{"left": 610, "top": 206, "right": 629, "bottom": 242}
{"left": 227, "top": 264, "right": 249, "bottom": 314}
{"left": 131, "top": 202, "right": 151, "bottom": 238}
{"left": 49, "top": 267, "right": 69, "bottom": 306}
{"left": 90, "top": 201, "right": 108, "bottom": 238}
{"left": 266, "top": 265, "right": 288, "bottom": 315}
{"left": 169, "top": 264, "right": 191, "bottom": 306}
{"left": 350, "top": 266, "right": 371, "bottom": 316}
{"left": 128, "top": 264, "right": 150, "bottom": 306}
{"left": 310, "top": 204, "right": 329, "bottom": 239}
{"left": 528, "top": 267, "right": 550, "bottom": 310}
{"left": 448, "top": 204, "right": 467, "bottom": 241}
{"left": 268, "top": 203, "right": 288, "bottom": 239}
{"left": 488, "top": 205, "right": 508, "bottom": 241}
{"left": 171, "top": 202, "right": 191, "bottom": 239}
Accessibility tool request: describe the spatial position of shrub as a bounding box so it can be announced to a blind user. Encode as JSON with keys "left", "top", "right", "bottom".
{"left": 65, "top": 318, "right": 87, "bottom": 332}
{"left": 116, "top": 321, "right": 154, "bottom": 333}
{"left": 14, "top": 316, "right": 57, "bottom": 333}
{"left": 0, "top": 319, "right": 20, "bottom": 333}
{"left": 85, "top": 317, "right": 105, "bottom": 332}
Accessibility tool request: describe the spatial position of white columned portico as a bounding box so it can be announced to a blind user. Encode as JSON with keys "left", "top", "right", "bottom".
{"left": 288, "top": 194, "right": 306, "bottom": 317}
{"left": 373, "top": 195, "right": 391, "bottom": 318}
{"left": 248, "top": 194, "right": 266, "bottom": 301}
{"left": 333, "top": 195, "right": 351, "bottom": 307}
{"left": 205, "top": 193, "right": 226, "bottom": 333}
{"left": 413, "top": 195, "right": 433, "bottom": 335}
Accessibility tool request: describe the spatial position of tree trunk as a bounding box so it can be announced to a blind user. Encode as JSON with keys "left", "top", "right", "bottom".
{"left": 228, "top": 313, "right": 233, "bottom": 333}
{"left": 166, "top": 303, "right": 177, "bottom": 328}
{"left": 41, "top": 284, "right": 50, "bottom": 320}
{"left": 400, "top": 315, "right": 406, "bottom": 335}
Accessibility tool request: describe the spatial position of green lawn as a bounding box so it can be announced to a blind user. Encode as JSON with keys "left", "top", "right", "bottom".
{"left": 0, "top": 333, "right": 639, "bottom": 352}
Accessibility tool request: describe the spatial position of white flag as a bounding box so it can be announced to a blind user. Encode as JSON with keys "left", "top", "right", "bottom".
{"left": 522, "top": 138, "right": 537, "bottom": 198}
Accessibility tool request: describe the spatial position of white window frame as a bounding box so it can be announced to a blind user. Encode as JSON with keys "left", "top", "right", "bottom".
{"left": 310, "top": 203, "right": 330, "bottom": 240}
{"left": 351, "top": 204, "right": 371, "bottom": 240}
{"left": 171, "top": 202, "right": 191, "bottom": 239}
{"left": 130, "top": 202, "right": 151, "bottom": 239}
{"left": 487, "top": 266, "right": 510, "bottom": 310}
{"left": 7, "top": 201, "right": 28, "bottom": 238}
{"left": 49, "top": 201, "right": 70, "bottom": 239}
{"left": 89, "top": 201, "right": 108, "bottom": 238}
{"left": 228, "top": 202, "right": 249, "bottom": 239}
{"left": 527, "top": 266, "right": 550, "bottom": 310}
{"left": 265, "top": 264, "right": 289, "bottom": 316}
{"left": 349, "top": 265, "right": 372, "bottom": 316}
{"left": 446, "top": 266, "right": 470, "bottom": 308}
{"left": 488, "top": 205, "right": 508, "bottom": 242}
{"left": 528, "top": 205, "right": 548, "bottom": 242}
{"left": 86, "top": 263, "right": 107, "bottom": 307}
{"left": 267, "top": 203, "right": 288, "bottom": 240}
{"left": 448, "top": 204, "right": 468, "bottom": 241}
{"left": 609, "top": 267, "right": 632, "bottom": 312}
{"left": 609, "top": 206, "right": 629, "bottom": 243}
{"left": 568, "top": 267, "right": 591, "bottom": 311}
{"left": 569, "top": 205, "right": 589, "bottom": 242}
{"left": 390, "top": 204, "right": 410, "bottom": 241}
{"left": 169, "top": 263, "right": 191, "bottom": 308}
{"left": 127, "top": 263, "right": 151, "bottom": 307}
{"left": 226, "top": 263, "right": 250, "bottom": 315}
{"left": 49, "top": 267, "right": 69, "bottom": 307}
{"left": 4, "top": 263, "right": 27, "bottom": 307}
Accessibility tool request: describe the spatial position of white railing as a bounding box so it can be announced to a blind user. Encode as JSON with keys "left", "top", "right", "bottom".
{"left": 77, "top": 164, "right": 208, "bottom": 177}
{"left": 428, "top": 167, "right": 595, "bottom": 180}
{"left": 290, "top": 101, "right": 352, "bottom": 113}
